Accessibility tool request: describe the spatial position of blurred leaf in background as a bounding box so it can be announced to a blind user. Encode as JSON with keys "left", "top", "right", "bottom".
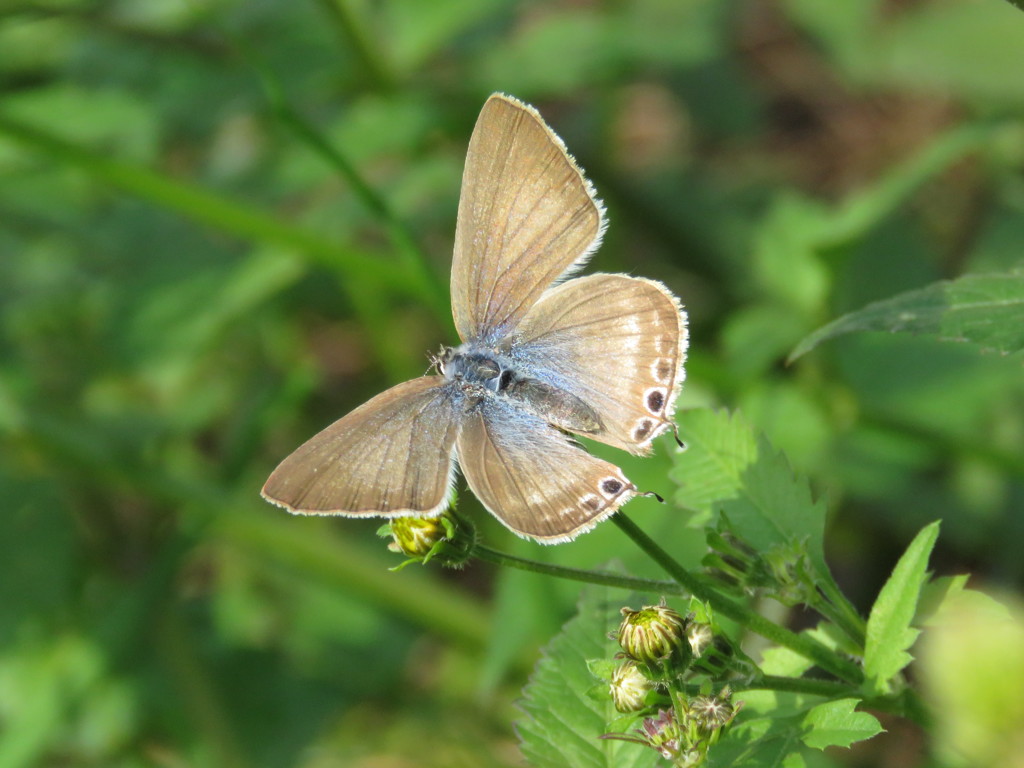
{"left": 1, "top": 0, "right": 1023, "bottom": 765}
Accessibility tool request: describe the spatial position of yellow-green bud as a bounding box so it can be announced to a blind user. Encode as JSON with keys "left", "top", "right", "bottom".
{"left": 617, "top": 599, "right": 692, "bottom": 677}
{"left": 379, "top": 511, "right": 474, "bottom": 568}
{"left": 610, "top": 660, "right": 654, "bottom": 713}
{"left": 387, "top": 516, "right": 448, "bottom": 557}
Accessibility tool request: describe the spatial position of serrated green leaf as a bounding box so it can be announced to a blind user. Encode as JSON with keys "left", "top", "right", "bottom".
{"left": 801, "top": 699, "right": 884, "bottom": 750}
{"left": 715, "top": 434, "right": 829, "bottom": 579}
{"left": 517, "top": 589, "right": 661, "bottom": 768}
{"left": 863, "top": 521, "right": 941, "bottom": 693}
{"left": 670, "top": 408, "right": 758, "bottom": 522}
{"left": 709, "top": 710, "right": 806, "bottom": 767}
{"left": 790, "top": 271, "right": 1024, "bottom": 361}
{"left": 672, "top": 409, "right": 847, "bottom": 627}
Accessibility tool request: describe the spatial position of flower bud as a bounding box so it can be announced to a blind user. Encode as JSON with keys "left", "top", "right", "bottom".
{"left": 639, "top": 709, "right": 684, "bottom": 760}
{"left": 617, "top": 599, "right": 692, "bottom": 678}
{"left": 609, "top": 660, "right": 654, "bottom": 713}
{"left": 379, "top": 511, "right": 474, "bottom": 568}
{"left": 687, "top": 686, "right": 740, "bottom": 744}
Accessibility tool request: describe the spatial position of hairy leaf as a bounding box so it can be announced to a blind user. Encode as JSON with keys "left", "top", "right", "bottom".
{"left": 790, "top": 271, "right": 1024, "bottom": 360}
{"left": 801, "top": 698, "right": 884, "bottom": 750}
{"left": 863, "top": 520, "right": 941, "bottom": 693}
{"left": 517, "top": 589, "right": 660, "bottom": 768}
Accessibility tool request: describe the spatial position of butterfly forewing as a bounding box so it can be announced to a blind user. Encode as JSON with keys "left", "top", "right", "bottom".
{"left": 512, "top": 274, "right": 687, "bottom": 454}
{"left": 457, "top": 398, "right": 635, "bottom": 543}
{"left": 450, "top": 93, "right": 604, "bottom": 344}
{"left": 262, "top": 377, "right": 463, "bottom": 517}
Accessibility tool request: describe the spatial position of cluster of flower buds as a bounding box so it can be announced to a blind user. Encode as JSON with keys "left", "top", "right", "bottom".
{"left": 704, "top": 526, "right": 816, "bottom": 607}
{"left": 378, "top": 510, "right": 475, "bottom": 569}
{"left": 602, "top": 599, "right": 742, "bottom": 767}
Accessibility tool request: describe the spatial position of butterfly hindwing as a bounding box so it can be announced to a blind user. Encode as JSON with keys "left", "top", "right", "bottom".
{"left": 457, "top": 397, "right": 635, "bottom": 543}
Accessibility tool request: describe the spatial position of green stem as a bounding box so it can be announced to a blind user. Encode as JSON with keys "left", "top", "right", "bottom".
{"left": 612, "top": 514, "right": 865, "bottom": 686}
{"left": 312, "top": 0, "right": 396, "bottom": 90}
{"left": 723, "top": 674, "right": 848, "bottom": 699}
{"left": 0, "top": 114, "right": 405, "bottom": 290}
{"left": 257, "top": 81, "right": 452, "bottom": 331}
{"left": 210, "top": 13, "right": 453, "bottom": 333}
{"left": 814, "top": 581, "right": 867, "bottom": 649}
{"left": 474, "top": 545, "right": 682, "bottom": 594}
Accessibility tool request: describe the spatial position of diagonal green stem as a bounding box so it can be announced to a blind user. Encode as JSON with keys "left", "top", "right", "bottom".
{"left": 221, "top": 27, "right": 453, "bottom": 331}
{"left": 612, "top": 514, "right": 865, "bottom": 685}
{"left": 256, "top": 76, "right": 453, "bottom": 331}
{"left": 0, "top": 114, "right": 405, "bottom": 289}
{"left": 717, "top": 674, "right": 848, "bottom": 699}
{"left": 312, "top": 0, "right": 396, "bottom": 90}
{"left": 815, "top": 580, "right": 867, "bottom": 649}
{"left": 474, "top": 544, "right": 683, "bottom": 594}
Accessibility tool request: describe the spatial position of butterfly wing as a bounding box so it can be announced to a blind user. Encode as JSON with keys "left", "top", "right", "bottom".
{"left": 450, "top": 93, "right": 605, "bottom": 344}
{"left": 262, "top": 377, "right": 463, "bottom": 517}
{"left": 457, "top": 397, "right": 636, "bottom": 543}
{"left": 511, "top": 273, "right": 688, "bottom": 455}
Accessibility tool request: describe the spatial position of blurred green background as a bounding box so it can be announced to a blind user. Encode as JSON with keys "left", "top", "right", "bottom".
{"left": 2, "top": 0, "right": 1023, "bottom": 765}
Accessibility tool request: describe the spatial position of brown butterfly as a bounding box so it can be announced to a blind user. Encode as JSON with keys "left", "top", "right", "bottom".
{"left": 262, "top": 94, "right": 688, "bottom": 543}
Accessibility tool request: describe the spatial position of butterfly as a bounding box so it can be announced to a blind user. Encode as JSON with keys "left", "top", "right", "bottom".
{"left": 261, "top": 93, "right": 688, "bottom": 543}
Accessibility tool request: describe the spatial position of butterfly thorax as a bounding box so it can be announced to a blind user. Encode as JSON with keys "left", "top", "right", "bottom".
{"left": 440, "top": 344, "right": 604, "bottom": 435}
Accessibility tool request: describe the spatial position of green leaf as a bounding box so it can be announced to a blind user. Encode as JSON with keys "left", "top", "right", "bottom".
{"left": 672, "top": 410, "right": 828, "bottom": 559}
{"left": 673, "top": 409, "right": 836, "bottom": 598}
{"left": 715, "top": 434, "right": 830, "bottom": 581}
{"left": 863, "top": 520, "right": 941, "bottom": 693}
{"left": 517, "top": 589, "right": 661, "bottom": 768}
{"left": 708, "top": 710, "right": 806, "bottom": 767}
{"left": 670, "top": 408, "right": 758, "bottom": 524}
{"left": 790, "top": 271, "right": 1024, "bottom": 361}
{"left": 801, "top": 699, "right": 884, "bottom": 750}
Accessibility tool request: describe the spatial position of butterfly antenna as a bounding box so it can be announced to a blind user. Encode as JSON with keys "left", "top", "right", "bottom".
{"left": 671, "top": 423, "right": 686, "bottom": 450}
{"left": 639, "top": 490, "right": 665, "bottom": 503}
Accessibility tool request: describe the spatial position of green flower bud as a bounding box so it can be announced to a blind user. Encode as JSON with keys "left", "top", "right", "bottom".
{"left": 610, "top": 660, "right": 654, "bottom": 713}
{"left": 617, "top": 599, "right": 692, "bottom": 677}
{"left": 379, "top": 511, "right": 474, "bottom": 568}
{"left": 687, "top": 686, "right": 740, "bottom": 743}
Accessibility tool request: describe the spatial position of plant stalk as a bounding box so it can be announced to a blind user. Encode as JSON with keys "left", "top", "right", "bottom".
{"left": 612, "top": 514, "right": 865, "bottom": 685}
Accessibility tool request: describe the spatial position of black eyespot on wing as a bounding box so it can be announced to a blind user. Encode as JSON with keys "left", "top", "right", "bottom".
{"left": 646, "top": 389, "right": 665, "bottom": 414}
{"left": 601, "top": 478, "right": 624, "bottom": 495}
{"left": 633, "top": 419, "right": 653, "bottom": 442}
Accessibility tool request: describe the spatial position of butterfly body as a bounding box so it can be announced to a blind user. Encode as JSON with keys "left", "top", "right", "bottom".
{"left": 440, "top": 343, "right": 605, "bottom": 434}
{"left": 262, "top": 94, "right": 688, "bottom": 543}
